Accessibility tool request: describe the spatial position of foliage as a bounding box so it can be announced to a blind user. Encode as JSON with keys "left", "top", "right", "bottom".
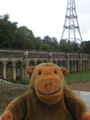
{"left": 0, "top": 14, "right": 17, "bottom": 48}
{"left": 43, "top": 36, "right": 59, "bottom": 51}
{"left": 80, "top": 41, "right": 90, "bottom": 54}
{"left": 10, "top": 79, "right": 30, "bottom": 85}
{"left": 39, "top": 42, "right": 50, "bottom": 51}
{"left": 0, "top": 14, "right": 90, "bottom": 54}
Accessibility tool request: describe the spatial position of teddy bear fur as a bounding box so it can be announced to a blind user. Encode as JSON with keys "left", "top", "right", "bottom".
{"left": 1, "top": 63, "right": 90, "bottom": 120}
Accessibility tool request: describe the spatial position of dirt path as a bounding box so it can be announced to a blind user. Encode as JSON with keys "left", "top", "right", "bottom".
{"left": 0, "top": 81, "right": 90, "bottom": 115}
{"left": 68, "top": 81, "right": 90, "bottom": 92}
{"left": 0, "top": 82, "right": 28, "bottom": 115}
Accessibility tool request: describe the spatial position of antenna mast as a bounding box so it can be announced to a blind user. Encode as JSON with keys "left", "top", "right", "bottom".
{"left": 61, "top": 0, "right": 82, "bottom": 43}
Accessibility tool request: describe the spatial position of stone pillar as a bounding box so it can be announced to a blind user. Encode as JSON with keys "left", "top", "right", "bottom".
{"left": 71, "top": 60, "right": 73, "bottom": 73}
{"left": 75, "top": 60, "right": 77, "bottom": 73}
{"left": 82, "top": 60, "right": 84, "bottom": 71}
{"left": 83, "top": 60, "right": 85, "bottom": 71}
{"left": 55, "top": 59, "right": 58, "bottom": 65}
{"left": 34, "top": 60, "right": 37, "bottom": 66}
{"left": 66, "top": 55, "right": 70, "bottom": 73}
{"left": 3, "top": 62, "right": 6, "bottom": 79}
{"left": 48, "top": 52, "right": 53, "bottom": 63}
{"left": 25, "top": 59, "right": 29, "bottom": 80}
{"left": 77, "top": 60, "right": 79, "bottom": 72}
{"left": 22, "top": 64, "right": 24, "bottom": 80}
{"left": 79, "top": 58, "right": 82, "bottom": 72}
{"left": 87, "top": 60, "right": 89, "bottom": 70}
{"left": 86, "top": 60, "right": 88, "bottom": 70}
{"left": 12, "top": 62, "right": 16, "bottom": 80}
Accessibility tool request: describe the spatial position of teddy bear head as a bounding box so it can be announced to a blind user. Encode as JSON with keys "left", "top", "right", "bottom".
{"left": 27, "top": 63, "right": 67, "bottom": 105}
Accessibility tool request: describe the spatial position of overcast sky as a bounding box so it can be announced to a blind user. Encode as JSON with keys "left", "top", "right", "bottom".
{"left": 0, "top": 0, "right": 90, "bottom": 42}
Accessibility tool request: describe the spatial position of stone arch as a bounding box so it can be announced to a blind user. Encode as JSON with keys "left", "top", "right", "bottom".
{"left": 58, "top": 61, "right": 60, "bottom": 67}
{"left": 29, "top": 61, "right": 35, "bottom": 66}
{"left": 16, "top": 61, "right": 22, "bottom": 80}
{"left": 58, "top": 61, "right": 62, "bottom": 67}
{"left": 0, "top": 62, "right": 3, "bottom": 78}
{"left": 43, "top": 60, "right": 47, "bottom": 63}
{"left": 53, "top": 60, "right": 56, "bottom": 64}
{"left": 37, "top": 61, "right": 42, "bottom": 65}
{"left": 6, "top": 62, "right": 13, "bottom": 80}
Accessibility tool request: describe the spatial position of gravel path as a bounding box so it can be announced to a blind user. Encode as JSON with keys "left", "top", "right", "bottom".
{"left": 0, "top": 82, "right": 28, "bottom": 115}
{"left": 0, "top": 81, "right": 90, "bottom": 115}
{"left": 68, "top": 81, "right": 90, "bottom": 92}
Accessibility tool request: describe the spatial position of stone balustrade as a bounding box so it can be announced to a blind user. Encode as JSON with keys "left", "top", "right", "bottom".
{"left": 0, "top": 49, "right": 90, "bottom": 80}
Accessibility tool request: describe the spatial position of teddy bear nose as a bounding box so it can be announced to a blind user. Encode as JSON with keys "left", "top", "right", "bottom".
{"left": 45, "top": 83, "right": 52, "bottom": 91}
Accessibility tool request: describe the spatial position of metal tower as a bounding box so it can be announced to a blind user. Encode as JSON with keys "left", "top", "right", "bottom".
{"left": 61, "top": 0, "right": 82, "bottom": 43}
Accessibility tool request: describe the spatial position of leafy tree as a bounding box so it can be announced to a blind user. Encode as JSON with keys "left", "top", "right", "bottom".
{"left": 33, "top": 37, "right": 42, "bottom": 50}
{"left": 16, "top": 26, "right": 34, "bottom": 38}
{"left": 59, "top": 40, "right": 73, "bottom": 53}
{"left": 80, "top": 41, "right": 85, "bottom": 53}
{"left": 0, "top": 14, "right": 17, "bottom": 48}
{"left": 24, "top": 38, "right": 35, "bottom": 50}
{"left": 39, "top": 43, "right": 50, "bottom": 51}
{"left": 43, "top": 36, "right": 51, "bottom": 44}
{"left": 43, "top": 36, "right": 59, "bottom": 51}
{"left": 81, "top": 41, "right": 90, "bottom": 54}
{"left": 72, "top": 42, "right": 80, "bottom": 53}
{"left": 14, "top": 26, "right": 35, "bottom": 49}
{"left": 1, "top": 14, "right": 88, "bottom": 53}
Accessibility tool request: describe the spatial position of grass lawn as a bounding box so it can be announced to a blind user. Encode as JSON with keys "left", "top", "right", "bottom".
{"left": 6, "top": 70, "right": 90, "bottom": 85}
{"left": 65, "top": 70, "right": 90, "bottom": 84}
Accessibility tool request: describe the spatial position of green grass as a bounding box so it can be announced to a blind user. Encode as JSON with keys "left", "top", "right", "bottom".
{"left": 7, "top": 70, "right": 90, "bottom": 85}
{"left": 65, "top": 70, "right": 90, "bottom": 84}
{"left": 9, "top": 79, "right": 30, "bottom": 85}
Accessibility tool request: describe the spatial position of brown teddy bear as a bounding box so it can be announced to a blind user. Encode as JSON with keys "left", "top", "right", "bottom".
{"left": 1, "top": 63, "right": 90, "bottom": 120}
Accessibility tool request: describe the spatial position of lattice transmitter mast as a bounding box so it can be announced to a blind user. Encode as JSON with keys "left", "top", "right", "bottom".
{"left": 61, "top": 0, "right": 82, "bottom": 43}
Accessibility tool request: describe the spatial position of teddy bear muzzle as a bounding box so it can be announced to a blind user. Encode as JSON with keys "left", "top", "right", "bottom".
{"left": 35, "top": 77, "right": 62, "bottom": 105}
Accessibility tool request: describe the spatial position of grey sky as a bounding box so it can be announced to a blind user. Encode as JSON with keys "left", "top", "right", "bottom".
{"left": 0, "top": 0, "right": 90, "bottom": 42}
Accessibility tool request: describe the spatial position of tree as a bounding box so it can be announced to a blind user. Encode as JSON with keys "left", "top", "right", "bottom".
{"left": 0, "top": 14, "right": 17, "bottom": 48}
{"left": 59, "top": 40, "right": 73, "bottom": 53}
{"left": 16, "top": 26, "right": 34, "bottom": 38}
{"left": 33, "top": 37, "right": 42, "bottom": 50}
{"left": 43, "top": 36, "right": 59, "bottom": 51}
{"left": 81, "top": 41, "right": 90, "bottom": 54}
{"left": 43, "top": 36, "right": 51, "bottom": 44}
{"left": 39, "top": 43, "right": 50, "bottom": 51}
{"left": 14, "top": 26, "right": 35, "bottom": 49}
{"left": 72, "top": 42, "right": 80, "bottom": 53}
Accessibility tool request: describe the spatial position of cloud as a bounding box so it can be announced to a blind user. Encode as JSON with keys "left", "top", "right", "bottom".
{"left": 0, "top": 0, "right": 90, "bottom": 42}
{"left": 82, "top": 29, "right": 90, "bottom": 41}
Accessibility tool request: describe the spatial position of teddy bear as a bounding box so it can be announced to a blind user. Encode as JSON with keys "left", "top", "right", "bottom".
{"left": 1, "top": 63, "right": 90, "bottom": 120}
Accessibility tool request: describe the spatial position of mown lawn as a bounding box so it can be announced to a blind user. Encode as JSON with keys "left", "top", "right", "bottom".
{"left": 65, "top": 70, "right": 90, "bottom": 84}
{"left": 7, "top": 70, "right": 90, "bottom": 85}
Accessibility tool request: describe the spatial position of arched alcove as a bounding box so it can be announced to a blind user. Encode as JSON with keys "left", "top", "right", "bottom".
{"left": 6, "top": 62, "right": 13, "bottom": 80}
{"left": 29, "top": 61, "right": 35, "bottom": 66}
{"left": 37, "top": 61, "right": 41, "bottom": 65}
{"left": 16, "top": 62, "right": 22, "bottom": 80}
{"left": 0, "top": 62, "right": 3, "bottom": 78}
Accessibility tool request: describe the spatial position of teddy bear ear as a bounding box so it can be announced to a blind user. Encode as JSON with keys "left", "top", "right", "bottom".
{"left": 61, "top": 67, "right": 67, "bottom": 76}
{"left": 27, "top": 66, "right": 35, "bottom": 75}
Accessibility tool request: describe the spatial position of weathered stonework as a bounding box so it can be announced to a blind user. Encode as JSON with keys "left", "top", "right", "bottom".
{"left": 0, "top": 49, "right": 90, "bottom": 80}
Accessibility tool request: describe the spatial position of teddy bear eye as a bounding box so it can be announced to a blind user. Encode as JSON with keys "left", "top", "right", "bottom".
{"left": 54, "top": 70, "right": 57, "bottom": 74}
{"left": 39, "top": 71, "right": 42, "bottom": 75}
